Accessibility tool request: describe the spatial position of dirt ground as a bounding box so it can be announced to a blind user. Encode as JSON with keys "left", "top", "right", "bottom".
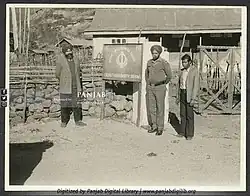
{"left": 9, "top": 84, "right": 241, "bottom": 188}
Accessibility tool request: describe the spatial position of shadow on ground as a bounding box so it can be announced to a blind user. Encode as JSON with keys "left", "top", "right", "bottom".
{"left": 168, "top": 112, "right": 181, "bottom": 135}
{"left": 9, "top": 140, "right": 54, "bottom": 185}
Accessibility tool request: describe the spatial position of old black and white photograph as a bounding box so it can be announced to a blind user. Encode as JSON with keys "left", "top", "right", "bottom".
{"left": 5, "top": 4, "right": 246, "bottom": 192}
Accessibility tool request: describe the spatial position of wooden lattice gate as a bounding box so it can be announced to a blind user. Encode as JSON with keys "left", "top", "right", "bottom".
{"left": 195, "top": 46, "right": 241, "bottom": 115}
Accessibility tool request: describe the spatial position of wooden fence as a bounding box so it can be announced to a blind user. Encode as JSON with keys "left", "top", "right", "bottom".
{"left": 9, "top": 58, "right": 104, "bottom": 85}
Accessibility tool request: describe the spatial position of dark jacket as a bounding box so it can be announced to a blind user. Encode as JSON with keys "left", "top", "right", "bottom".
{"left": 55, "top": 52, "right": 82, "bottom": 94}
{"left": 145, "top": 57, "right": 172, "bottom": 85}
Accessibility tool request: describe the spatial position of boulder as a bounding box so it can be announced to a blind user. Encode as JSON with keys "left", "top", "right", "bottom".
{"left": 14, "top": 96, "right": 23, "bottom": 104}
{"left": 27, "top": 88, "right": 35, "bottom": 98}
{"left": 116, "top": 110, "right": 127, "bottom": 117}
{"left": 36, "top": 91, "right": 45, "bottom": 98}
{"left": 26, "top": 116, "right": 36, "bottom": 123}
{"left": 43, "top": 108, "right": 50, "bottom": 113}
{"left": 33, "top": 112, "right": 48, "bottom": 120}
{"left": 27, "top": 98, "right": 35, "bottom": 105}
{"left": 10, "top": 111, "right": 17, "bottom": 118}
{"left": 82, "top": 102, "right": 90, "bottom": 111}
{"left": 126, "top": 110, "right": 133, "bottom": 121}
{"left": 29, "top": 103, "right": 43, "bottom": 113}
{"left": 12, "top": 116, "right": 23, "bottom": 124}
{"left": 86, "top": 88, "right": 94, "bottom": 93}
{"left": 50, "top": 104, "right": 61, "bottom": 113}
{"left": 95, "top": 106, "right": 102, "bottom": 117}
{"left": 49, "top": 111, "right": 61, "bottom": 118}
{"left": 52, "top": 95, "right": 60, "bottom": 104}
{"left": 124, "top": 101, "right": 133, "bottom": 112}
{"left": 15, "top": 103, "right": 25, "bottom": 111}
{"left": 50, "top": 89, "right": 59, "bottom": 96}
{"left": 35, "top": 97, "right": 46, "bottom": 103}
{"left": 44, "top": 87, "right": 54, "bottom": 95}
{"left": 110, "top": 99, "right": 127, "bottom": 111}
{"left": 104, "top": 105, "right": 116, "bottom": 117}
{"left": 54, "top": 85, "right": 59, "bottom": 90}
{"left": 114, "top": 95, "right": 126, "bottom": 101}
{"left": 12, "top": 89, "right": 23, "bottom": 98}
{"left": 16, "top": 111, "right": 24, "bottom": 117}
{"left": 42, "top": 100, "right": 52, "bottom": 108}
{"left": 126, "top": 95, "right": 133, "bottom": 101}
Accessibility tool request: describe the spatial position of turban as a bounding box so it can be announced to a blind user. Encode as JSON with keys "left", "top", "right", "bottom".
{"left": 150, "top": 45, "right": 162, "bottom": 54}
{"left": 61, "top": 42, "right": 73, "bottom": 54}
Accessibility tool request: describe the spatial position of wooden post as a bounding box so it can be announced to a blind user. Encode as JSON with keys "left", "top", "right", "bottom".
{"left": 100, "top": 80, "right": 105, "bottom": 120}
{"left": 228, "top": 48, "right": 234, "bottom": 113}
{"left": 23, "top": 8, "right": 30, "bottom": 122}
{"left": 136, "top": 82, "right": 142, "bottom": 127}
{"left": 22, "top": 8, "right": 27, "bottom": 54}
{"left": 198, "top": 38, "right": 202, "bottom": 114}
{"left": 18, "top": 8, "right": 22, "bottom": 54}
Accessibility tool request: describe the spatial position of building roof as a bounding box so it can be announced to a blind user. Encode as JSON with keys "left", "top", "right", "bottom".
{"left": 30, "top": 49, "right": 49, "bottom": 54}
{"left": 85, "top": 8, "right": 241, "bottom": 35}
{"left": 55, "top": 38, "right": 92, "bottom": 47}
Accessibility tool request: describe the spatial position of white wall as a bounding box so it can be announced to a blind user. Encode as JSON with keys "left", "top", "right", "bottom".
{"left": 92, "top": 36, "right": 170, "bottom": 129}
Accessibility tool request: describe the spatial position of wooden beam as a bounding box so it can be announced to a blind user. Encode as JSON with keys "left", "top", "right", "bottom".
{"left": 228, "top": 48, "right": 234, "bottom": 112}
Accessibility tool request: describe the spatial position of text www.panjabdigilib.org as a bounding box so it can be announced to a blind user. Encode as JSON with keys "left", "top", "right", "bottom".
{"left": 141, "top": 188, "right": 196, "bottom": 194}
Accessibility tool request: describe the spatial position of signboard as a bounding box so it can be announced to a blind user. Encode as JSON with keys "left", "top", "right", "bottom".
{"left": 103, "top": 44, "right": 143, "bottom": 82}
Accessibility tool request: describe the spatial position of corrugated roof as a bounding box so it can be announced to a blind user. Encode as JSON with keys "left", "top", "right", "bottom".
{"left": 85, "top": 8, "right": 241, "bottom": 33}
{"left": 55, "top": 38, "right": 92, "bottom": 47}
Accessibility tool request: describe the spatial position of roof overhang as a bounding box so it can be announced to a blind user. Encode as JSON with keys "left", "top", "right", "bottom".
{"left": 85, "top": 29, "right": 241, "bottom": 36}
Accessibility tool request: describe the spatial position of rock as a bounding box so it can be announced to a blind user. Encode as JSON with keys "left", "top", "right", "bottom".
{"left": 126, "top": 95, "right": 133, "bottom": 101}
{"left": 10, "top": 111, "right": 17, "bottom": 118}
{"left": 86, "top": 88, "right": 94, "bottom": 93}
{"left": 10, "top": 106, "right": 15, "bottom": 112}
{"left": 44, "top": 108, "right": 50, "bottom": 113}
{"left": 124, "top": 101, "right": 133, "bottom": 112}
{"left": 14, "top": 96, "right": 23, "bottom": 104}
{"left": 110, "top": 99, "right": 127, "bottom": 111}
{"left": 126, "top": 110, "right": 133, "bottom": 121}
{"left": 85, "top": 83, "right": 95, "bottom": 88}
{"left": 42, "top": 100, "right": 52, "bottom": 108}
{"left": 12, "top": 89, "right": 23, "bottom": 98}
{"left": 49, "top": 111, "right": 61, "bottom": 118}
{"left": 89, "top": 106, "right": 96, "bottom": 116}
{"left": 15, "top": 103, "right": 25, "bottom": 111}
{"left": 33, "top": 112, "right": 48, "bottom": 120}
{"left": 16, "top": 111, "right": 24, "bottom": 117}
{"left": 50, "top": 104, "right": 61, "bottom": 113}
{"left": 27, "top": 88, "right": 35, "bottom": 98}
{"left": 54, "top": 85, "right": 59, "bottom": 90}
{"left": 82, "top": 86, "right": 87, "bottom": 91}
{"left": 104, "top": 105, "right": 116, "bottom": 117}
{"left": 12, "top": 116, "right": 23, "bottom": 124}
{"left": 116, "top": 110, "right": 127, "bottom": 117}
{"left": 26, "top": 116, "right": 36, "bottom": 123}
{"left": 44, "top": 87, "right": 54, "bottom": 95}
{"left": 29, "top": 103, "right": 43, "bottom": 113}
{"left": 52, "top": 95, "right": 60, "bottom": 104}
{"left": 104, "top": 97, "right": 112, "bottom": 104}
{"left": 35, "top": 97, "right": 46, "bottom": 103}
{"left": 82, "top": 102, "right": 90, "bottom": 111}
{"left": 95, "top": 106, "right": 102, "bottom": 117}
{"left": 27, "top": 98, "right": 35, "bottom": 105}
{"left": 36, "top": 91, "right": 45, "bottom": 98}
{"left": 50, "top": 89, "right": 59, "bottom": 96}
{"left": 87, "top": 95, "right": 94, "bottom": 101}
{"left": 114, "top": 95, "right": 126, "bottom": 101}
{"left": 82, "top": 111, "right": 89, "bottom": 116}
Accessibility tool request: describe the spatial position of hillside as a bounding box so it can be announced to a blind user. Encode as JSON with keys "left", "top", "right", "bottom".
{"left": 10, "top": 8, "right": 95, "bottom": 49}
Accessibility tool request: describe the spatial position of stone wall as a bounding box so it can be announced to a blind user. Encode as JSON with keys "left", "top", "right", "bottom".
{"left": 9, "top": 81, "right": 133, "bottom": 127}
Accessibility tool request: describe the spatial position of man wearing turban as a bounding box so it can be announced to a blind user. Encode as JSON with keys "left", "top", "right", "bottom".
{"left": 145, "top": 45, "right": 172, "bottom": 136}
{"left": 55, "top": 42, "right": 86, "bottom": 128}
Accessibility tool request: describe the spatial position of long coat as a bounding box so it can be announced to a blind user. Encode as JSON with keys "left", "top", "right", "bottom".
{"left": 55, "top": 52, "right": 82, "bottom": 94}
